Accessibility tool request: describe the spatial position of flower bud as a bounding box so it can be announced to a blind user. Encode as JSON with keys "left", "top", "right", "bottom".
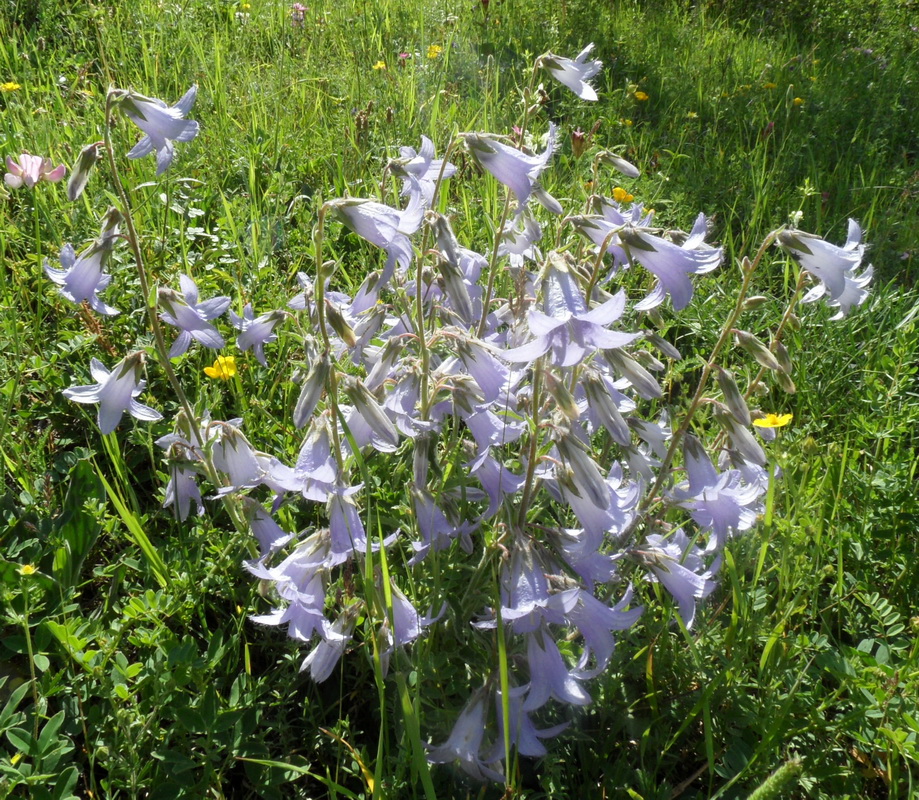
{"left": 325, "top": 299, "right": 357, "bottom": 347}
{"left": 742, "top": 295, "right": 770, "bottom": 310}
{"left": 644, "top": 332, "right": 682, "bottom": 361}
{"left": 595, "top": 150, "right": 640, "bottom": 178}
{"left": 544, "top": 371, "right": 580, "bottom": 420}
{"left": 341, "top": 375, "right": 400, "bottom": 449}
{"left": 716, "top": 367, "right": 752, "bottom": 426}
{"left": 67, "top": 141, "right": 105, "bottom": 202}
{"left": 773, "top": 341, "right": 792, "bottom": 374}
{"left": 775, "top": 370, "right": 796, "bottom": 394}
{"left": 571, "top": 129, "right": 588, "bottom": 159}
{"left": 583, "top": 373, "right": 630, "bottom": 446}
{"left": 293, "top": 353, "right": 330, "bottom": 429}
{"left": 604, "top": 348, "right": 662, "bottom": 399}
{"left": 733, "top": 329, "right": 781, "bottom": 371}
{"left": 556, "top": 435, "right": 609, "bottom": 509}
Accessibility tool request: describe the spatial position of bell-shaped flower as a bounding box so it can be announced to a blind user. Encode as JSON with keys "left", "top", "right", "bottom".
{"left": 326, "top": 186, "right": 424, "bottom": 285}
{"left": 5, "top": 153, "right": 66, "bottom": 189}
{"left": 156, "top": 428, "right": 204, "bottom": 521}
{"left": 240, "top": 497, "right": 293, "bottom": 558}
{"left": 498, "top": 209, "right": 544, "bottom": 270}
{"left": 504, "top": 255, "right": 640, "bottom": 367}
{"left": 538, "top": 43, "right": 603, "bottom": 101}
{"left": 633, "top": 530, "right": 718, "bottom": 628}
{"left": 247, "top": 532, "right": 330, "bottom": 642}
{"left": 408, "top": 486, "right": 475, "bottom": 564}
{"left": 618, "top": 218, "right": 723, "bottom": 311}
{"left": 466, "top": 449, "right": 525, "bottom": 520}
{"left": 522, "top": 626, "right": 592, "bottom": 711}
{"left": 44, "top": 209, "right": 124, "bottom": 316}
{"left": 158, "top": 274, "right": 231, "bottom": 358}
{"left": 669, "top": 435, "right": 764, "bottom": 551}
{"left": 389, "top": 136, "right": 456, "bottom": 206}
{"left": 567, "top": 585, "right": 643, "bottom": 678}
{"left": 483, "top": 686, "right": 569, "bottom": 761}
{"left": 778, "top": 219, "right": 872, "bottom": 318}
{"left": 476, "top": 541, "right": 577, "bottom": 635}
{"left": 377, "top": 579, "right": 443, "bottom": 676}
{"left": 427, "top": 687, "right": 505, "bottom": 782}
{"left": 209, "top": 421, "right": 264, "bottom": 493}
{"left": 461, "top": 124, "right": 559, "bottom": 217}
{"left": 119, "top": 85, "right": 200, "bottom": 175}
{"left": 229, "top": 304, "right": 287, "bottom": 366}
{"left": 300, "top": 602, "right": 361, "bottom": 681}
{"left": 63, "top": 352, "right": 162, "bottom": 435}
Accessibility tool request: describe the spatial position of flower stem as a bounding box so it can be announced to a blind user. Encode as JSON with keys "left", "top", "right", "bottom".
{"left": 634, "top": 229, "right": 783, "bottom": 525}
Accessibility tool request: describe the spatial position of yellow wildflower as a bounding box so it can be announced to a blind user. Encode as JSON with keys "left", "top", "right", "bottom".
{"left": 634, "top": 90, "right": 649, "bottom": 101}
{"left": 763, "top": 82, "right": 777, "bottom": 89}
{"left": 18, "top": 564, "right": 37, "bottom": 576}
{"left": 686, "top": 110, "right": 698, "bottom": 119}
{"left": 427, "top": 44, "right": 443, "bottom": 59}
{"left": 612, "top": 187, "right": 634, "bottom": 203}
{"left": 204, "top": 355, "right": 237, "bottom": 380}
{"left": 372, "top": 60, "right": 387, "bottom": 71}
{"left": 793, "top": 96, "right": 804, "bottom": 106}
{"left": 1, "top": 82, "right": 21, "bottom": 93}
{"left": 620, "top": 118, "right": 633, "bottom": 127}
{"left": 753, "top": 412, "right": 793, "bottom": 428}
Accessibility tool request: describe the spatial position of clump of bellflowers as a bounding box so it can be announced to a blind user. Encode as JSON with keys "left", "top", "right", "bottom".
{"left": 43, "top": 52, "right": 875, "bottom": 789}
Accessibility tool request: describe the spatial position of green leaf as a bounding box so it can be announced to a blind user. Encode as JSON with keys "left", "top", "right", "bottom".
{"left": 97, "top": 471, "right": 171, "bottom": 589}
{"left": 51, "top": 460, "right": 104, "bottom": 594}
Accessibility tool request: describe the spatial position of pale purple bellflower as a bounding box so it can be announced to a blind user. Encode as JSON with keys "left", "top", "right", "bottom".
{"left": 44, "top": 208, "right": 123, "bottom": 316}
{"left": 427, "top": 687, "right": 505, "bottom": 783}
{"left": 538, "top": 43, "right": 603, "bottom": 101}
{"left": 778, "top": 219, "right": 873, "bottom": 318}
{"left": 63, "top": 352, "right": 162, "bottom": 435}
{"left": 461, "top": 124, "right": 561, "bottom": 218}
{"left": 229, "top": 304, "right": 287, "bottom": 366}
{"left": 503, "top": 253, "right": 640, "bottom": 367}
{"left": 389, "top": 135, "right": 457, "bottom": 205}
{"left": 119, "top": 85, "right": 200, "bottom": 175}
{"left": 158, "top": 274, "right": 231, "bottom": 358}
{"left": 633, "top": 530, "right": 718, "bottom": 628}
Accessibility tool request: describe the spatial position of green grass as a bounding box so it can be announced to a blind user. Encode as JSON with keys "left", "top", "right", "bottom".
{"left": 1, "top": 0, "right": 918, "bottom": 797}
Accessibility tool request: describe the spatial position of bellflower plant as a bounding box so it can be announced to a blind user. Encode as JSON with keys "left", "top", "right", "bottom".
{"left": 35, "top": 48, "right": 879, "bottom": 790}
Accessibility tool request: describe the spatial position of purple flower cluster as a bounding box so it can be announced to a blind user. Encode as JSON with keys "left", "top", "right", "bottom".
{"left": 51, "top": 61, "right": 874, "bottom": 784}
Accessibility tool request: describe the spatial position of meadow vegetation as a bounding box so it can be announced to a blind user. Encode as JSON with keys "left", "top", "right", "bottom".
{"left": 1, "top": 0, "right": 917, "bottom": 797}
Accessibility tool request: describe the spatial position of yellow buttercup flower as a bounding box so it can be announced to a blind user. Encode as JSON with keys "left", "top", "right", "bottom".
{"left": 204, "top": 355, "right": 237, "bottom": 380}
{"left": 763, "top": 82, "right": 778, "bottom": 90}
{"left": 612, "top": 186, "right": 634, "bottom": 203}
{"left": 1, "top": 82, "right": 21, "bottom": 93}
{"left": 634, "top": 90, "right": 649, "bottom": 101}
{"left": 18, "top": 564, "right": 37, "bottom": 576}
{"left": 753, "top": 412, "right": 793, "bottom": 428}
{"left": 372, "top": 60, "right": 387, "bottom": 70}
{"left": 427, "top": 44, "right": 443, "bottom": 59}
{"left": 793, "top": 96, "right": 804, "bottom": 106}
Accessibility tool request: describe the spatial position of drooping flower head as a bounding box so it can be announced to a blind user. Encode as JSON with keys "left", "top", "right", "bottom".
{"left": 63, "top": 352, "right": 162, "bottom": 435}
{"left": 778, "top": 220, "right": 873, "bottom": 318}
{"left": 116, "top": 85, "right": 200, "bottom": 175}
{"left": 538, "top": 44, "right": 603, "bottom": 101}
{"left": 44, "top": 207, "right": 124, "bottom": 316}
